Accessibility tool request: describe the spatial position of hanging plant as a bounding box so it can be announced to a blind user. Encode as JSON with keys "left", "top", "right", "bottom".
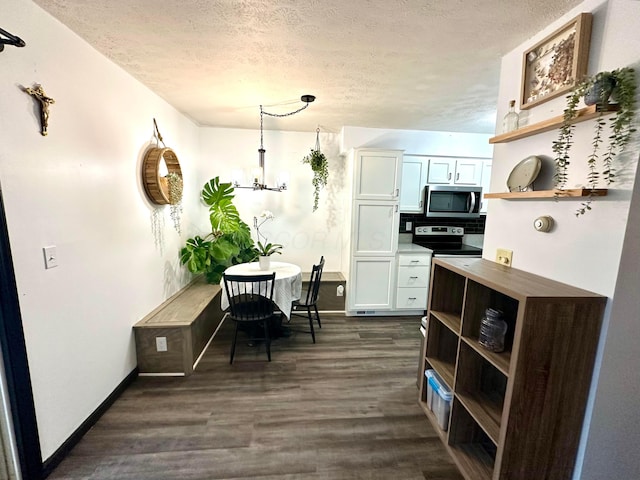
{"left": 552, "top": 67, "right": 637, "bottom": 216}
{"left": 302, "top": 128, "right": 329, "bottom": 212}
{"left": 166, "top": 172, "right": 183, "bottom": 234}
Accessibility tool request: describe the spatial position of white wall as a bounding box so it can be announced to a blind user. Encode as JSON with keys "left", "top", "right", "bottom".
{"left": 1, "top": 0, "right": 204, "bottom": 459}
{"left": 485, "top": 0, "right": 640, "bottom": 477}
{"left": 341, "top": 126, "right": 494, "bottom": 158}
{"left": 198, "top": 127, "right": 348, "bottom": 272}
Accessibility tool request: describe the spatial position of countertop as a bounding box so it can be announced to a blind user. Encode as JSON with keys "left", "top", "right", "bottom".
{"left": 397, "top": 243, "right": 433, "bottom": 254}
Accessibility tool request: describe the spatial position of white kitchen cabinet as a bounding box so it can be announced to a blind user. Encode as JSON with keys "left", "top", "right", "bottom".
{"left": 351, "top": 200, "right": 399, "bottom": 256}
{"left": 354, "top": 149, "right": 402, "bottom": 201}
{"left": 349, "top": 257, "right": 395, "bottom": 311}
{"left": 400, "top": 156, "right": 429, "bottom": 213}
{"left": 480, "top": 159, "right": 492, "bottom": 213}
{"left": 426, "top": 157, "right": 485, "bottom": 186}
{"left": 395, "top": 253, "right": 431, "bottom": 310}
{"left": 427, "top": 158, "right": 455, "bottom": 184}
{"left": 347, "top": 149, "right": 402, "bottom": 314}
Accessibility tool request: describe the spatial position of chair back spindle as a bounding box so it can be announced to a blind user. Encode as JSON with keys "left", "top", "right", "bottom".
{"left": 305, "top": 256, "right": 325, "bottom": 305}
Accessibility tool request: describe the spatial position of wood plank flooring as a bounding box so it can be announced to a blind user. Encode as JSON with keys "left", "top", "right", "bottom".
{"left": 48, "top": 314, "right": 463, "bottom": 480}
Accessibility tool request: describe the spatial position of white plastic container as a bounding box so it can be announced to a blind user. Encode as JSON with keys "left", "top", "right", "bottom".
{"left": 424, "top": 369, "right": 435, "bottom": 409}
{"left": 430, "top": 373, "right": 453, "bottom": 431}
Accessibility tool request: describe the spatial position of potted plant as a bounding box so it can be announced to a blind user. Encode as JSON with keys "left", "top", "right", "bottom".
{"left": 552, "top": 67, "right": 636, "bottom": 215}
{"left": 179, "top": 177, "right": 256, "bottom": 283}
{"left": 302, "top": 145, "right": 329, "bottom": 212}
{"left": 253, "top": 211, "right": 282, "bottom": 270}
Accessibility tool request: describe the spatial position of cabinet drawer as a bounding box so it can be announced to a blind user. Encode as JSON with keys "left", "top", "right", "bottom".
{"left": 396, "top": 288, "right": 428, "bottom": 309}
{"left": 398, "top": 254, "right": 431, "bottom": 266}
{"left": 398, "top": 266, "right": 430, "bottom": 287}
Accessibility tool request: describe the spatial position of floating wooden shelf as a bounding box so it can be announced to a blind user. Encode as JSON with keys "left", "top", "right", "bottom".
{"left": 489, "top": 104, "right": 619, "bottom": 144}
{"left": 484, "top": 188, "right": 608, "bottom": 199}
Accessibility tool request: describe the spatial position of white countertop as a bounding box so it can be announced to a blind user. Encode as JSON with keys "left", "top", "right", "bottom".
{"left": 397, "top": 243, "right": 433, "bottom": 254}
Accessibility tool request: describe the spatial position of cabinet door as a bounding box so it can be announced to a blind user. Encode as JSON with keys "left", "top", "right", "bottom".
{"left": 348, "top": 257, "right": 395, "bottom": 310}
{"left": 400, "top": 157, "right": 428, "bottom": 213}
{"left": 427, "top": 158, "right": 455, "bottom": 184}
{"left": 453, "top": 159, "right": 483, "bottom": 185}
{"left": 352, "top": 201, "right": 399, "bottom": 256}
{"left": 354, "top": 149, "right": 402, "bottom": 200}
{"left": 480, "top": 160, "right": 492, "bottom": 213}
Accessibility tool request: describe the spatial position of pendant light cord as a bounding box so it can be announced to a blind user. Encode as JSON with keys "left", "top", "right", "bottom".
{"left": 315, "top": 127, "right": 321, "bottom": 152}
{"left": 260, "top": 106, "right": 264, "bottom": 150}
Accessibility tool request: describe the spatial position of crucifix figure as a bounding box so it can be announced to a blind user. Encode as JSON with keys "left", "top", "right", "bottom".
{"left": 24, "top": 84, "right": 55, "bottom": 136}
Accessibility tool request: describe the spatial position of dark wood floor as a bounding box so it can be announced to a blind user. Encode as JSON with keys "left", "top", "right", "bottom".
{"left": 48, "top": 314, "right": 463, "bottom": 480}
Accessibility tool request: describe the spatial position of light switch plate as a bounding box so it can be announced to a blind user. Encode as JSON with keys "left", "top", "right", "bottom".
{"left": 43, "top": 246, "right": 58, "bottom": 269}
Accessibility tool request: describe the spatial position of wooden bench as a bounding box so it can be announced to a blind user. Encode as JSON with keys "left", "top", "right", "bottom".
{"left": 301, "top": 271, "right": 347, "bottom": 311}
{"left": 133, "top": 276, "right": 225, "bottom": 376}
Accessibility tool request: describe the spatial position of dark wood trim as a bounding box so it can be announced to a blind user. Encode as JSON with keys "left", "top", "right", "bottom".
{"left": 0, "top": 187, "right": 43, "bottom": 480}
{"left": 42, "top": 367, "right": 138, "bottom": 477}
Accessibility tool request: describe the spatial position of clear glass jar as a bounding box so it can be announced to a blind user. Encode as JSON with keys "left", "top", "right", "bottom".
{"left": 502, "top": 100, "right": 520, "bottom": 133}
{"left": 478, "top": 308, "right": 507, "bottom": 352}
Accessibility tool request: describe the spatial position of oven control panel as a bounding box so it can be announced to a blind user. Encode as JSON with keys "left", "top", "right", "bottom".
{"left": 415, "top": 226, "right": 464, "bottom": 236}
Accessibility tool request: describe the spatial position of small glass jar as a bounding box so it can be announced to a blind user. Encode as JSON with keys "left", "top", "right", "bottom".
{"left": 502, "top": 100, "right": 520, "bottom": 133}
{"left": 478, "top": 308, "right": 508, "bottom": 353}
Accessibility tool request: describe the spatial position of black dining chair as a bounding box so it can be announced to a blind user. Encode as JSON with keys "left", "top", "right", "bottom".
{"left": 290, "top": 256, "right": 324, "bottom": 343}
{"left": 223, "top": 272, "right": 276, "bottom": 364}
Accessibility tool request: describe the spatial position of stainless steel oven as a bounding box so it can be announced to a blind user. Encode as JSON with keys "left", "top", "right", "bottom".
{"left": 412, "top": 226, "right": 482, "bottom": 258}
{"left": 424, "top": 185, "right": 482, "bottom": 219}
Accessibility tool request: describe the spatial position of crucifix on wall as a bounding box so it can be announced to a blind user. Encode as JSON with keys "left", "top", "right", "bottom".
{"left": 24, "top": 84, "right": 55, "bottom": 136}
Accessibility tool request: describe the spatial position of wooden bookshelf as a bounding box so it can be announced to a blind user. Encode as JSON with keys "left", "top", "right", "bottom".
{"left": 418, "top": 258, "right": 606, "bottom": 480}
{"left": 489, "top": 104, "right": 619, "bottom": 144}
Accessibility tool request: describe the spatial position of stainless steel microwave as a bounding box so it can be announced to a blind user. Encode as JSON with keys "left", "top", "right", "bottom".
{"left": 424, "top": 185, "right": 482, "bottom": 218}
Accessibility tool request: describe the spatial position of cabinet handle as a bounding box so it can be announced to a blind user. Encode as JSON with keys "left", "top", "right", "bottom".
{"left": 410, "top": 260, "right": 420, "bottom": 263}
{"left": 456, "top": 173, "right": 460, "bottom": 181}
{"left": 395, "top": 188, "right": 399, "bottom": 197}
{"left": 410, "top": 276, "right": 419, "bottom": 279}
{"left": 419, "top": 200, "right": 422, "bottom": 208}
{"left": 408, "top": 297, "right": 417, "bottom": 300}
{"left": 448, "top": 172, "right": 452, "bottom": 180}
{"left": 395, "top": 205, "right": 398, "bottom": 212}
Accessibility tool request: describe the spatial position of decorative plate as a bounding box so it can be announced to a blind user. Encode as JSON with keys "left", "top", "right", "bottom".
{"left": 507, "top": 155, "right": 542, "bottom": 192}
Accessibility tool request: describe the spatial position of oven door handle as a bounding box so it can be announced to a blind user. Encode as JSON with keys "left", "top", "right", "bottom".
{"left": 468, "top": 192, "right": 477, "bottom": 214}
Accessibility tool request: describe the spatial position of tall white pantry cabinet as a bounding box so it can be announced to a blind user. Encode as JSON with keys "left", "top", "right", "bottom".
{"left": 346, "top": 149, "right": 402, "bottom": 314}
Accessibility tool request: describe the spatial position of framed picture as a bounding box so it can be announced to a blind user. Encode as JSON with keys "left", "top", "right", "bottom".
{"left": 520, "top": 13, "right": 592, "bottom": 110}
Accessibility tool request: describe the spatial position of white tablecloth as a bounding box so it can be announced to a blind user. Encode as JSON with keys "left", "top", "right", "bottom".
{"left": 220, "top": 261, "right": 302, "bottom": 318}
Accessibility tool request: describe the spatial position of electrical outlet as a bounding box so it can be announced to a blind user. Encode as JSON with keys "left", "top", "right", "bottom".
{"left": 156, "top": 337, "right": 168, "bottom": 352}
{"left": 406, "top": 221, "right": 412, "bottom": 231}
{"left": 337, "top": 285, "right": 344, "bottom": 297}
{"left": 496, "top": 248, "right": 513, "bottom": 267}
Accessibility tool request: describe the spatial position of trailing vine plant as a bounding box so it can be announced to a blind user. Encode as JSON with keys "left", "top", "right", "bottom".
{"left": 302, "top": 128, "right": 329, "bottom": 212}
{"left": 166, "top": 172, "right": 183, "bottom": 234}
{"left": 552, "top": 67, "right": 637, "bottom": 216}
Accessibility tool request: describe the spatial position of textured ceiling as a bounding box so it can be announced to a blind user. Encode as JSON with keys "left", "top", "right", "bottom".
{"left": 34, "top": 0, "right": 582, "bottom": 133}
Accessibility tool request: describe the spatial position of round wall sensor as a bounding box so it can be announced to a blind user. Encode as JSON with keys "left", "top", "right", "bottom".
{"left": 533, "top": 215, "right": 554, "bottom": 232}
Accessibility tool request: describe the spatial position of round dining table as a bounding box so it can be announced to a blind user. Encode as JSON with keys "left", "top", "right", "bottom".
{"left": 220, "top": 261, "right": 302, "bottom": 318}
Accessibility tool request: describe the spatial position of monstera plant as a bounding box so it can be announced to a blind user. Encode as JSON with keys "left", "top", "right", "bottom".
{"left": 180, "top": 177, "right": 256, "bottom": 283}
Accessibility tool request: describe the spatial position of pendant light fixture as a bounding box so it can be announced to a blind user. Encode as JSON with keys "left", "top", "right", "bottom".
{"left": 233, "top": 94, "right": 316, "bottom": 192}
